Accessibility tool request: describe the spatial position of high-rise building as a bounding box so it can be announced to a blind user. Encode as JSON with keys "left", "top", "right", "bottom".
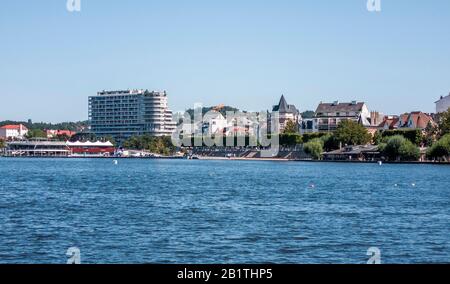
{"left": 89, "top": 89, "right": 177, "bottom": 142}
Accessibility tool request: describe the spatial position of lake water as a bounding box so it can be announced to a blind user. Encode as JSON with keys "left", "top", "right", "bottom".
{"left": 0, "top": 158, "right": 449, "bottom": 264}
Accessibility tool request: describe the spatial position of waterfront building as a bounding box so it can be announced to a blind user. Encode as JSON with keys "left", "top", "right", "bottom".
{"left": 435, "top": 92, "right": 450, "bottom": 113}
{"left": 314, "top": 101, "right": 371, "bottom": 132}
{"left": 323, "top": 145, "right": 380, "bottom": 161}
{"left": 89, "top": 89, "right": 177, "bottom": 142}
{"left": 67, "top": 141, "right": 115, "bottom": 157}
{"left": 0, "top": 124, "right": 28, "bottom": 140}
{"left": 6, "top": 139, "right": 71, "bottom": 157}
{"left": 46, "top": 129, "right": 76, "bottom": 139}
{"left": 202, "top": 111, "right": 228, "bottom": 135}
{"left": 5, "top": 140, "right": 116, "bottom": 157}
{"left": 271, "top": 95, "right": 301, "bottom": 133}
{"left": 300, "top": 118, "right": 317, "bottom": 134}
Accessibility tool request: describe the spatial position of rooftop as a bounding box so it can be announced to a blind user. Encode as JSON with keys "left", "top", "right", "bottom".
{"left": 97, "top": 89, "right": 145, "bottom": 96}
{"left": 316, "top": 101, "right": 365, "bottom": 114}
{"left": 96, "top": 89, "right": 167, "bottom": 96}
{"left": 272, "top": 95, "right": 299, "bottom": 114}
{"left": 435, "top": 92, "right": 450, "bottom": 103}
{"left": 0, "top": 124, "right": 28, "bottom": 130}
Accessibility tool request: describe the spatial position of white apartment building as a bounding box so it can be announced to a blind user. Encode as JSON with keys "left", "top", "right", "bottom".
{"left": 435, "top": 93, "right": 450, "bottom": 113}
{"left": 89, "top": 89, "right": 177, "bottom": 142}
{"left": 314, "top": 101, "right": 371, "bottom": 132}
{"left": 0, "top": 124, "right": 29, "bottom": 140}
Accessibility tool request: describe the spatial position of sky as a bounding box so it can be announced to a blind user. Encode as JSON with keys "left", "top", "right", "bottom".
{"left": 0, "top": 0, "right": 449, "bottom": 122}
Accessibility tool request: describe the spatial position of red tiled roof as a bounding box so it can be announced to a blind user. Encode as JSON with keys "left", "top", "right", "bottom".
{"left": 407, "top": 112, "right": 434, "bottom": 129}
{"left": 46, "top": 130, "right": 76, "bottom": 137}
{"left": 0, "top": 124, "right": 28, "bottom": 130}
{"left": 396, "top": 114, "right": 409, "bottom": 127}
{"left": 378, "top": 116, "right": 399, "bottom": 129}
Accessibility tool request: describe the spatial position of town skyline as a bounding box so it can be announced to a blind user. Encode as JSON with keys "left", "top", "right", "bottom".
{"left": 1, "top": 0, "right": 450, "bottom": 122}
{"left": 0, "top": 89, "right": 447, "bottom": 124}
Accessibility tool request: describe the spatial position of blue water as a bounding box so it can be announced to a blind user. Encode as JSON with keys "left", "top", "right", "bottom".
{"left": 0, "top": 158, "right": 449, "bottom": 264}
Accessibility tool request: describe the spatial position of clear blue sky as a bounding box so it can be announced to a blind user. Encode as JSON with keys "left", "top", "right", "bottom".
{"left": 1, "top": 0, "right": 449, "bottom": 122}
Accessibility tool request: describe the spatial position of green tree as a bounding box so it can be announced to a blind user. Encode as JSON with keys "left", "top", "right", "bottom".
{"left": 300, "top": 110, "right": 315, "bottom": 119}
{"left": 0, "top": 139, "right": 5, "bottom": 149}
{"left": 383, "top": 135, "right": 405, "bottom": 161}
{"left": 279, "top": 133, "right": 302, "bottom": 146}
{"left": 0, "top": 120, "right": 88, "bottom": 132}
{"left": 423, "top": 121, "right": 439, "bottom": 146}
{"left": 382, "top": 135, "right": 420, "bottom": 161}
{"left": 302, "top": 132, "right": 328, "bottom": 143}
{"left": 123, "top": 135, "right": 176, "bottom": 155}
{"left": 26, "top": 129, "right": 47, "bottom": 139}
{"left": 283, "top": 119, "right": 298, "bottom": 134}
{"left": 398, "top": 140, "right": 420, "bottom": 161}
{"left": 303, "top": 138, "right": 324, "bottom": 160}
{"left": 321, "top": 134, "right": 340, "bottom": 151}
{"left": 334, "top": 120, "right": 372, "bottom": 146}
{"left": 427, "top": 134, "right": 450, "bottom": 161}
{"left": 438, "top": 108, "right": 450, "bottom": 136}
{"left": 381, "top": 129, "right": 423, "bottom": 146}
{"left": 373, "top": 131, "right": 383, "bottom": 145}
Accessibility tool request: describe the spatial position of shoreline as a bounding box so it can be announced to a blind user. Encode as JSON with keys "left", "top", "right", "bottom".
{"left": 195, "top": 156, "right": 450, "bottom": 165}
{"left": 1, "top": 155, "right": 449, "bottom": 165}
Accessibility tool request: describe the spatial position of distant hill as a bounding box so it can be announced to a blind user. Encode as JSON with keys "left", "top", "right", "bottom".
{"left": 0, "top": 120, "right": 89, "bottom": 132}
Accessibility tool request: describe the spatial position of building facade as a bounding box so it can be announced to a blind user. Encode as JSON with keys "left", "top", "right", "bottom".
{"left": 435, "top": 93, "right": 450, "bottom": 113}
{"left": 314, "top": 101, "right": 371, "bottom": 132}
{"left": 0, "top": 124, "right": 28, "bottom": 140}
{"left": 5, "top": 140, "right": 70, "bottom": 157}
{"left": 67, "top": 141, "right": 115, "bottom": 157}
{"left": 271, "top": 95, "right": 301, "bottom": 133}
{"left": 399, "top": 111, "right": 435, "bottom": 130}
{"left": 89, "top": 89, "right": 177, "bottom": 142}
{"left": 46, "top": 129, "right": 76, "bottom": 139}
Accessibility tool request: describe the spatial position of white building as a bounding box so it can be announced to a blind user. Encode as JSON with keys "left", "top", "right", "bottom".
{"left": 89, "top": 89, "right": 177, "bottom": 142}
{"left": 0, "top": 124, "right": 28, "bottom": 140}
{"left": 202, "top": 111, "right": 228, "bottom": 135}
{"left": 314, "top": 101, "right": 371, "bottom": 132}
{"left": 435, "top": 93, "right": 450, "bottom": 113}
{"left": 271, "top": 95, "right": 301, "bottom": 133}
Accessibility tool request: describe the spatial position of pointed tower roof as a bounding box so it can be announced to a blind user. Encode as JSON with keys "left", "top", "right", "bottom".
{"left": 278, "top": 95, "right": 289, "bottom": 112}
{"left": 272, "top": 95, "right": 298, "bottom": 114}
